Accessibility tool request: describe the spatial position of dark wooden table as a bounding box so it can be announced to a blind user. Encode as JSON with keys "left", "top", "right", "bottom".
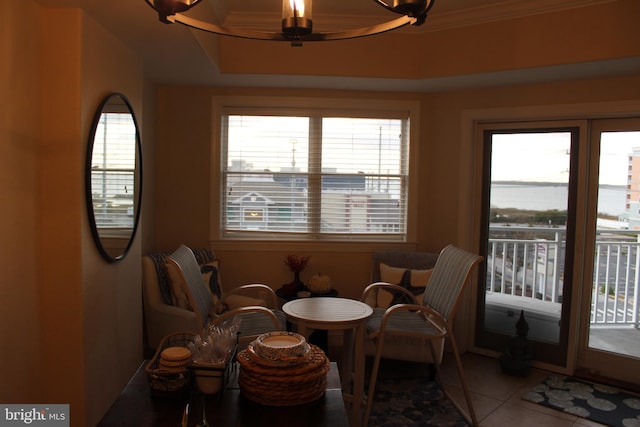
{"left": 98, "top": 361, "right": 349, "bottom": 427}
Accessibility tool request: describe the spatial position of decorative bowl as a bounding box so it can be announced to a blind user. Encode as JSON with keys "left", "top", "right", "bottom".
{"left": 253, "top": 332, "right": 309, "bottom": 361}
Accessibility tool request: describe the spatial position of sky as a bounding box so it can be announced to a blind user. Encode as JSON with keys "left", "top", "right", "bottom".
{"left": 491, "top": 131, "right": 640, "bottom": 186}
{"left": 226, "top": 116, "right": 640, "bottom": 186}
{"left": 227, "top": 115, "right": 404, "bottom": 175}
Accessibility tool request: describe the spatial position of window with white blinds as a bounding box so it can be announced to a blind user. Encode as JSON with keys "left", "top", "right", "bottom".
{"left": 221, "top": 109, "right": 410, "bottom": 241}
{"left": 90, "top": 112, "right": 137, "bottom": 229}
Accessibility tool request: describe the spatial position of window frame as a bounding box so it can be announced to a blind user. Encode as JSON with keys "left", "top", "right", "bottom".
{"left": 211, "top": 96, "right": 420, "bottom": 244}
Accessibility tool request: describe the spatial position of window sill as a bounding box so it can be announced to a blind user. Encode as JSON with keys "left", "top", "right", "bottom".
{"left": 208, "top": 239, "right": 418, "bottom": 253}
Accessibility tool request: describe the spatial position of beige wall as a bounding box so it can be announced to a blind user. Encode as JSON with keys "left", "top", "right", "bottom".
{"left": 150, "top": 0, "right": 640, "bottom": 307}
{"left": 155, "top": 76, "right": 640, "bottom": 290}
{"left": 0, "top": 0, "right": 43, "bottom": 403}
{"left": 152, "top": 88, "right": 424, "bottom": 300}
{"left": 79, "top": 11, "right": 145, "bottom": 427}
{"left": 152, "top": 75, "right": 640, "bottom": 349}
{"left": 1, "top": 2, "right": 145, "bottom": 426}
{"left": 1, "top": 0, "right": 639, "bottom": 425}
{"left": 38, "top": 6, "right": 86, "bottom": 421}
{"left": 141, "top": 80, "right": 157, "bottom": 254}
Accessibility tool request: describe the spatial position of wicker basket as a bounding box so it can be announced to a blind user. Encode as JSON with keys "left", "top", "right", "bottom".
{"left": 237, "top": 344, "right": 330, "bottom": 406}
{"left": 145, "top": 332, "right": 196, "bottom": 398}
{"left": 191, "top": 358, "right": 235, "bottom": 394}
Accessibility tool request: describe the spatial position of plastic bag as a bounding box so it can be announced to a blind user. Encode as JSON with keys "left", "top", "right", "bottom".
{"left": 189, "top": 317, "right": 241, "bottom": 364}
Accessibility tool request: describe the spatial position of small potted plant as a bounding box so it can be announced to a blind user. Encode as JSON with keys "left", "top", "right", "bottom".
{"left": 282, "top": 254, "right": 310, "bottom": 295}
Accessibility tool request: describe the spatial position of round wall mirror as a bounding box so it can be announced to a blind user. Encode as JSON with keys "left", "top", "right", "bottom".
{"left": 86, "top": 93, "right": 142, "bottom": 262}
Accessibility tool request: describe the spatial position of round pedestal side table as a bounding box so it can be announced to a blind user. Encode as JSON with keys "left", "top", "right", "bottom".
{"left": 282, "top": 297, "right": 373, "bottom": 427}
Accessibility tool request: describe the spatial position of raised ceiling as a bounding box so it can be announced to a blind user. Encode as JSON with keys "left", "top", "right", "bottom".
{"left": 35, "top": 0, "right": 640, "bottom": 91}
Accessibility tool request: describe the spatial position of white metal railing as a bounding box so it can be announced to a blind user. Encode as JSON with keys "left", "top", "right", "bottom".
{"left": 487, "top": 226, "right": 640, "bottom": 327}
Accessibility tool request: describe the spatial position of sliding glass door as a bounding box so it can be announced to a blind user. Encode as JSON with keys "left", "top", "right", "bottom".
{"left": 476, "top": 118, "right": 640, "bottom": 381}
{"left": 475, "top": 123, "right": 579, "bottom": 366}
{"left": 578, "top": 118, "right": 640, "bottom": 385}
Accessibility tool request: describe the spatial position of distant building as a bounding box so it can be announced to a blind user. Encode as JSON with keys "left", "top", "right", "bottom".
{"left": 625, "top": 148, "right": 640, "bottom": 229}
{"left": 225, "top": 165, "right": 401, "bottom": 233}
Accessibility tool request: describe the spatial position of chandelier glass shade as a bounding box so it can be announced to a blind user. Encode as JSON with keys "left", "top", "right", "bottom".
{"left": 145, "top": 0, "right": 435, "bottom": 46}
{"left": 282, "top": 0, "right": 313, "bottom": 37}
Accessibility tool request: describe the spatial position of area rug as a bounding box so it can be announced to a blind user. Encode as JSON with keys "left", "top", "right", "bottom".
{"left": 368, "top": 377, "right": 468, "bottom": 426}
{"left": 522, "top": 375, "right": 640, "bottom": 427}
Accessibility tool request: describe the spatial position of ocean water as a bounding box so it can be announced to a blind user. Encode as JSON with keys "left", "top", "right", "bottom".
{"left": 490, "top": 183, "right": 627, "bottom": 216}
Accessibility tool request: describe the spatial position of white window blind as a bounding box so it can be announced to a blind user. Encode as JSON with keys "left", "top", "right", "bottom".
{"left": 221, "top": 110, "right": 409, "bottom": 240}
{"left": 90, "top": 112, "right": 137, "bottom": 229}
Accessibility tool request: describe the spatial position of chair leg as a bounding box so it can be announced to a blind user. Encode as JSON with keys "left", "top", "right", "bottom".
{"left": 432, "top": 334, "right": 478, "bottom": 427}
{"left": 362, "top": 332, "right": 385, "bottom": 427}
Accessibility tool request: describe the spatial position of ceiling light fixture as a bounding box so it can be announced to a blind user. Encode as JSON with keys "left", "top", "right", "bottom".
{"left": 145, "top": 0, "right": 435, "bottom": 46}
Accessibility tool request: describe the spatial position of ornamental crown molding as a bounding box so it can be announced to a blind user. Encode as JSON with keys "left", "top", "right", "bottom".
{"left": 223, "top": 0, "right": 616, "bottom": 34}
{"left": 423, "top": 0, "right": 617, "bottom": 32}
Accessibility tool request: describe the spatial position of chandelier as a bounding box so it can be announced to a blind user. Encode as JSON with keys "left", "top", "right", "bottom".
{"left": 145, "top": 0, "right": 435, "bottom": 46}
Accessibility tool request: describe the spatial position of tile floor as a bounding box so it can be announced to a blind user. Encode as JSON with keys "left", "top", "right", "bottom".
{"left": 329, "top": 345, "right": 608, "bottom": 426}
{"left": 438, "top": 353, "right": 608, "bottom": 427}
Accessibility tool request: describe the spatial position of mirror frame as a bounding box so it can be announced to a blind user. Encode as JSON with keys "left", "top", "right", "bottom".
{"left": 85, "top": 93, "right": 143, "bottom": 262}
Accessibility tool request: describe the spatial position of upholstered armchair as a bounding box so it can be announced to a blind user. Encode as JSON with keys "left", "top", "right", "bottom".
{"left": 142, "top": 246, "right": 281, "bottom": 349}
{"left": 143, "top": 250, "right": 198, "bottom": 349}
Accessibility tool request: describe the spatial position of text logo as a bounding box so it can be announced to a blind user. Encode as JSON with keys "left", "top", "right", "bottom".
{"left": 1, "top": 405, "right": 69, "bottom": 426}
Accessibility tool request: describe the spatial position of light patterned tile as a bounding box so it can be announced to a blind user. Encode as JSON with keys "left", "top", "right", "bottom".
{"left": 361, "top": 351, "right": 624, "bottom": 426}
{"left": 444, "top": 384, "right": 503, "bottom": 422}
{"left": 439, "top": 353, "right": 548, "bottom": 401}
{"left": 481, "top": 402, "right": 575, "bottom": 427}
{"left": 572, "top": 417, "right": 610, "bottom": 427}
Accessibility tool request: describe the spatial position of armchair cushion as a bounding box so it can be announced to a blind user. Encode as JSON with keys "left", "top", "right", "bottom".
{"left": 147, "top": 251, "right": 173, "bottom": 305}
{"left": 378, "top": 263, "right": 433, "bottom": 307}
{"left": 372, "top": 251, "right": 438, "bottom": 282}
{"left": 201, "top": 260, "right": 226, "bottom": 315}
{"left": 200, "top": 260, "right": 265, "bottom": 312}
{"left": 166, "top": 245, "right": 212, "bottom": 328}
{"left": 166, "top": 262, "right": 192, "bottom": 310}
{"left": 148, "top": 248, "right": 215, "bottom": 306}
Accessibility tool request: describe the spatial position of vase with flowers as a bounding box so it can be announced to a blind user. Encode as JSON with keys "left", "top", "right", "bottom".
{"left": 282, "top": 254, "right": 310, "bottom": 296}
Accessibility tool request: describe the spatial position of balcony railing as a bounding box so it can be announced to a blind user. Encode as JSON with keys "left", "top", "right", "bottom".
{"left": 487, "top": 226, "right": 640, "bottom": 328}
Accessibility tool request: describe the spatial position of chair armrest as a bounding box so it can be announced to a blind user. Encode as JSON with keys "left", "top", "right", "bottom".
{"left": 361, "top": 281, "right": 419, "bottom": 307}
{"left": 211, "top": 306, "right": 281, "bottom": 330}
{"left": 417, "top": 305, "right": 448, "bottom": 333}
{"left": 379, "top": 303, "right": 448, "bottom": 337}
{"left": 224, "top": 284, "right": 277, "bottom": 309}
